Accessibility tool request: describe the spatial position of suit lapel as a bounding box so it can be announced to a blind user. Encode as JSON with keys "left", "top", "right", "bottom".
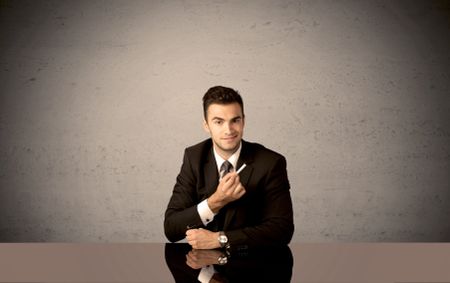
{"left": 236, "top": 140, "right": 254, "bottom": 188}
{"left": 223, "top": 141, "right": 254, "bottom": 229}
{"left": 204, "top": 147, "right": 219, "bottom": 197}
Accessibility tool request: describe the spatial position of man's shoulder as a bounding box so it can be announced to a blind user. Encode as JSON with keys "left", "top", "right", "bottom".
{"left": 242, "top": 140, "right": 286, "bottom": 161}
{"left": 185, "top": 139, "right": 213, "bottom": 156}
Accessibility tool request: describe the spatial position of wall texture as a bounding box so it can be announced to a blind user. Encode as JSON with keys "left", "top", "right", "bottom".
{"left": 1, "top": 0, "right": 449, "bottom": 242}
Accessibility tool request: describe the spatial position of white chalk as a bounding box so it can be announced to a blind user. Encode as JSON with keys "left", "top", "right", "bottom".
{"left": 236, "top": 163, "right": 247, "bottom": 174}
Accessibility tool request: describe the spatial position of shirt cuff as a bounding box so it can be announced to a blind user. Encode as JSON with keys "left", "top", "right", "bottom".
{"left": 198, "top": 265, "right": 216, "bottom": 283}
{"left": 197, "top": 199, "right": 215, "bottom": 226}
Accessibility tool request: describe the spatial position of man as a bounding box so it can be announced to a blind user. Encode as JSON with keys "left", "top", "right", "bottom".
{"left": 164, "top": 86, "right": 294, "bottom": 250}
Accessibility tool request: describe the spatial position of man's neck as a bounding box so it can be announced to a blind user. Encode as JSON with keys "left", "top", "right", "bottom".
{"left": 213, "top": 141, "right": 242, "bottom": 170}
{"left": 214, "top": 146, "right": 235, "bottom": 160}
{"left": 212, "top": 142, "right": 242, "bottom": 166}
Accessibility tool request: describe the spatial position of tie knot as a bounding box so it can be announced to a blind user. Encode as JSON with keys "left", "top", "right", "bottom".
{"left": 220, "top": 161, "right": 233, "bottom": 178}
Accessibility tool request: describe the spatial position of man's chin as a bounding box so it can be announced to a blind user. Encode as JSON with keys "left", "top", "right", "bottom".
{"left": 217, "top": 142, "right": 240, "bottom": 154}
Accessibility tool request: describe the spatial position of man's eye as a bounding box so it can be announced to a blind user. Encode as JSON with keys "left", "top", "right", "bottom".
{"left": 214, "top": 120, "right": 222, "bottom": 125}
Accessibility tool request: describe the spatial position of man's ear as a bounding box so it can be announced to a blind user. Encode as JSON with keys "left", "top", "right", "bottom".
{"left": 203, "top": 119, "right": 210, "bottom": 133}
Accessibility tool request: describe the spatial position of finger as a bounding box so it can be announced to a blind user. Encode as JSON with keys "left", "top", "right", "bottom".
{"left": 185, "top": 257, "right": 198, "bottom": 269}
{"left": 186, "top": 229, "right": 195, "bottom": 236}
{"left": 221, "top": 172, "right": 235, "bottom": 183}
{"left": 187, "top": 252, "right": 198, "bottom": 261}
{"left": 231, "top": 184, "right": 245, "bottom": 196}
{"left": 186, "top": 259, "right": 200, "bottom": 270}
{"left": 185, "top": 256, "right": 192, "bottom": 266}
{"left": 219, "top": 175, "right": 233, "bottom": 193}
{"left": 232, "top": 175, "right": 241, "bottom": 188}
{"left": 188, "top": 240, "right": 197, "bottom": 248}
{"left": 230, "top": 181, "right": 242, "bottom": 192}
{"left": 224, "top": 172, "right": 238, "bottom": 183}
{"left": 222, "top": 174, "right": 238, "bottom": 191}
{"left": 220, "top": 181, "right": 233, "bottom": 194}
{"left": 237, "top": 188, "right": 246, "bottom": 198}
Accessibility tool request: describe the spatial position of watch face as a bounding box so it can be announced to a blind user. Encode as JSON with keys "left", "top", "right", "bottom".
{"left": 219, "top": 235, "right": 228, "bottom": 243}
{"left": 218, "top": 255, "right": 228, "bottom": 265}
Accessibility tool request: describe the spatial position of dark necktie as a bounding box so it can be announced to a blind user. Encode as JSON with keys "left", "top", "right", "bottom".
{"left": 220, "top": 160, "right": 233, "bottom": 180}
{"left": 214, "top": 160, "right": 233, "bottom": 231}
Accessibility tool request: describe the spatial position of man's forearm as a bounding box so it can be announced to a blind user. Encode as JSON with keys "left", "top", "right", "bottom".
{"left": 164, "top": 205, "right": 204, "bottom": 242}
{"left": 225, "top": 217, "right": 294, "bottom": 247}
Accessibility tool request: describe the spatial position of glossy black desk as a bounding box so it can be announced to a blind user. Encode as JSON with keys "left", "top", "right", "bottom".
{"left": 1, "top": 243, "right": 449, "bottom": 282}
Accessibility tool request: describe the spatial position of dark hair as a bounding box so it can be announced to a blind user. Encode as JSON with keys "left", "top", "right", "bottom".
{"left": 202, "top": 86, "right": 244, "bottom": 119}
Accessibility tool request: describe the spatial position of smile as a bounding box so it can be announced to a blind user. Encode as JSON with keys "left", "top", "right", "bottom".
{"left": 222, "top": 135, "right": 238, "bottom": 141}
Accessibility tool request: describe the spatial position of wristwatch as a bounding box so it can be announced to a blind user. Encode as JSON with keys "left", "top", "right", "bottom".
{"left": 218, "top": 231, "right": 228, "bottom": 248}
{"left": 217, "top": 254, "right": 228, "bottom": 265}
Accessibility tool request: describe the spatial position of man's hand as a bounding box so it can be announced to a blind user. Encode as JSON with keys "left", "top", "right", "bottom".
{"left": 185, "top": 249, "right": 224, "bottom": 269}
{"left": 186, "top": 228, "right": 220, "bottom": 249}
{"left": 208, "top": 172, "right": 246, "bottom": 213}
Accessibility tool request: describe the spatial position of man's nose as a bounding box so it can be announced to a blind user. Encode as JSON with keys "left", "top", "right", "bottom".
{"left": 224, "top": 122, "right": 233, "bottom": 133}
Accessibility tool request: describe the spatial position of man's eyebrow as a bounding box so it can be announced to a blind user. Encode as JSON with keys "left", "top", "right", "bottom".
{"left": 230, "top": 116, "right": 242, "bottom": 121}
{"left": 211, "top": 116, "right": 242, "bottom": 121}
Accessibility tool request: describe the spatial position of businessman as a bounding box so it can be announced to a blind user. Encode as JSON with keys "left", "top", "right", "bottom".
{"left": 164, "top": 86, "right": 294, "bottom": 250}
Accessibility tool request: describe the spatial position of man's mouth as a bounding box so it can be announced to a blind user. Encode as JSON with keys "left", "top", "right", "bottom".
{"left": 222, "top": 135, "right": 238, "bottom": 141}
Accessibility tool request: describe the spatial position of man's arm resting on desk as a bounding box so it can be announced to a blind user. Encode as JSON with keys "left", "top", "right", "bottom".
{"left": 164, "top": 150, "right": 205, "bottom": 242}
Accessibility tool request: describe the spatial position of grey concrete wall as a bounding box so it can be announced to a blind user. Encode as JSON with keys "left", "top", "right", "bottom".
{"left": 1, "top": 0, "right": 449, "bottom": 242}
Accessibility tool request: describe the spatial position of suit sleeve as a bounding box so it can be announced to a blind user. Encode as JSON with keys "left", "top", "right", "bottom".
{"left": 164, "top": 149, "right": 204, "bottom": 242}
{"left": 226, "top": 155, "right": 294, "bottom": 247}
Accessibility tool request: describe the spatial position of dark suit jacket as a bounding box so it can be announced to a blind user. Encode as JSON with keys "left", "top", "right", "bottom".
{"left": 164, "top": 139, "right": 294, "bottom": 247}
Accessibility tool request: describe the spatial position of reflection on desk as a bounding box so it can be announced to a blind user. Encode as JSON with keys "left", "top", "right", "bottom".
{"left": 165, "top": 243, "right": 293, "bottom": 283}
{"left": 1, "top": 243, "right": 450, "bottom": 282}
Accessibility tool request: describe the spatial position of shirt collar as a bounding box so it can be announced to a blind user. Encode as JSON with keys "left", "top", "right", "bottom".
{"left": 213, "top": 141, "right": 242, "bottom": 173}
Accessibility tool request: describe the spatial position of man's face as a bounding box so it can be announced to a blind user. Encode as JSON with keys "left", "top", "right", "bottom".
{"left": 203, "top": 102, "right": 245, "bottom": 159}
